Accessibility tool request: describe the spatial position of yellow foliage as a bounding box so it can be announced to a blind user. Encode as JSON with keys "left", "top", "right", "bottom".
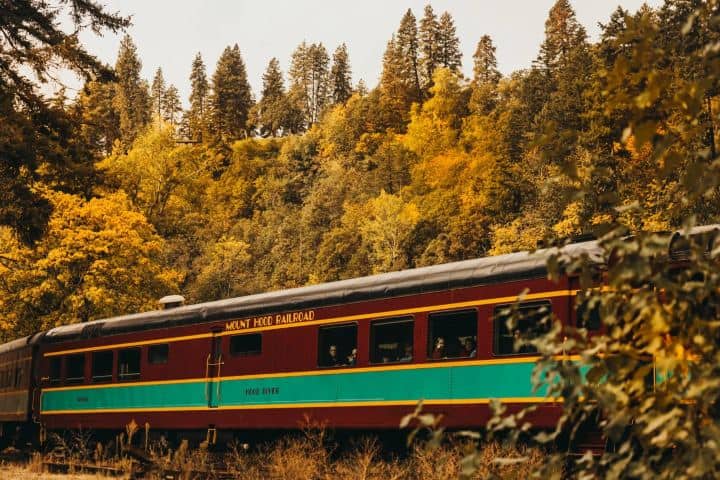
{"left": 0, "top": 190, "right": 182, "bottom": 337}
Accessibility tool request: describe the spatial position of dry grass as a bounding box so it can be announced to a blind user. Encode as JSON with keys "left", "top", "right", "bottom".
{"left": 15, "top": 428, "right": 551, "bottom": 479}
{"left": 221, "top": 430, "right": 549, "bottom": 480}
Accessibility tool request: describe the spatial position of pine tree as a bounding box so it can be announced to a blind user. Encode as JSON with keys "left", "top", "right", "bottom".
{"left": 150, "top": 67, "right": 166, "bottom": 123}
{"left": 251, "top": 57, "right": 295, "bottom": 136}
{"left": 188, "top": 52, "right": 209, "bottom": 141}
{"left": 114, "top": 35, "right": 150, "bottom": 149}
{"left": 379, "top": 36, "right": 410, "bottom": 129}
{"left": 330, "top": 43, "right": 352, "bottom": 104}
{"left": 210, "top": 44, "right": 254, "bottom": 140}
{"left": 419, "top": 4, "right": 441, "bottom": 90}
{"left": 470, "top": 35, "right": 502, "bottom": 115}
{"left": 77, "top": 79, "right": 121, "bottom": 157}
{"left": 162, "top": 84, "right": 182, "bottom": 126}
{"left": 396, "top": 9, "right": 422, "bottom": 103}
{"left": 473, "top": 35, "right": 501, "bottom": 85}
{"left": 437, "top": 12, "right": 462, "bottom": 72}
{"left": 537, "top": 0, "right": 588, "bottom": 72}
{"left": 289, "top": 42, "right": 330, "bottom": 127}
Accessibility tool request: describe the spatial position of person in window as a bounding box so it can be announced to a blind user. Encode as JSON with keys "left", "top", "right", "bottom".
{"left": 462, "top": 338, "right": 476, "bottom": 357}
{"left": 431, "top": 337, "right": 445, "bottom": 359}
{"left": 346, "top": 348, "right": 357, "bottom": 366}
{"left": 325, "top": 344, "right": 342, "bottom": 367}
{"left": 399, "top": 344, "right": 413, "bottom": 362}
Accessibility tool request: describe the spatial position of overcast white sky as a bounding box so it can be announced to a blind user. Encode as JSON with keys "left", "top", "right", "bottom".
{"left": 71, "top": 0, "right": 663, "bottom": 105}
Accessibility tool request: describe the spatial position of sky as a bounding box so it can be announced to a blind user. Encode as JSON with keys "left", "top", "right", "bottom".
{"left": 68, "top": 0, "right": 664, "bottom": 106}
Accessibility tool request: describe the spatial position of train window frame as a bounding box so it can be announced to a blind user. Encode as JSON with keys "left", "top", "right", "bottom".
{"left": 427, "top": 308, "right": 478, "bottom": 361}
{"left": 317, "top": 323, "right": 358, "bottom": 368}
{"left": 148, "top": 344, "right": 169, "bottom": 365}
{"left": 369, "top": 316, "right": 414, "bottom": 365}
{"left": 65, "top": 354, "right": 86, "bottom": 384}
{"left": 229, "top": 333, "right": 262, "bottom": 356}
{"left": 118, "top": 347, "right": 141, "bottom": 381}
{"left": 91, "top": 351, "right": 113, "bottom": 383}
{"left": 493, "top": 300, "right": 552, "bottom": 356}
{"left": 49, "top": 357, "right": 62, "bottom": 386}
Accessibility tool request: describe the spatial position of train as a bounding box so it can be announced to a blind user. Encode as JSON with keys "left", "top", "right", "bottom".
{"left": 0, "top": 225, "right": 711, "bottom": 448}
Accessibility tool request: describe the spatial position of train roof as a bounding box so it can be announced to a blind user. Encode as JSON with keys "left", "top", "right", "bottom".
{"left": 42, "top": 240, "right": 605, "bottom": 343}
{"left": 0, "top": 332, "right": 45, "bottom": 355}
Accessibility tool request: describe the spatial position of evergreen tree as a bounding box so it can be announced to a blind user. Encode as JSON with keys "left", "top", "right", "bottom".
{"left": 251, "top": 57, "right": 297, "bottom": 136}
{"left": 419, "top": 4, "right": 441, "bottom": 90}
{"left": 114, "top": 35, "right": 151, "bottom": 149}
{"left": 162, "top": 84, "right": 182, "bottom": 126}
{"left": 210, "top": 44, "right": 254, "bottom": 140}
{"left": 289, "top": 42, "right": 330, "bottom": 127}
{"left": 77, "top": 79, "right": 121, "bottom": 157}
{"left": 396, "top": 9, "right": 422, "bottom": 103}
{"left": 379, "top": 36, "right": 410, "bottom": 129}
{"left": 188, "top": 52, "right": 209, "bottom": 141}
{"left": 473, "top": 35, "right": 501, "bottom": 85}
{"left": 150, "top": 67, "right": 166, "bottom": 123}
{"left": 537, "top": 0, "right": 588, "bottom": 72}
{"left": 437, "top": 12, "right": 462, "bottom": 72}
{"left": 330, "top": 43, "right": 353, "bottom": 104}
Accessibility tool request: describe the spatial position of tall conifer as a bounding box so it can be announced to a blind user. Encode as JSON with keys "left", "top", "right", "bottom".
{"left": 473, "top": 35, "right": 501, "bottom": 85}
{"left": 162, "top": 85, "right": 182, "bottom": 126}
{"left": 150, "top": 67, "right": 166, "bottom": 123}
{"left": 289, "top": 42, "right": 330, "bottom": 127}
{"left": 189, "top": 52, "right": 209, "bottom": 141}
{"left": 114, "top": 35, "right": 150, "bottom": 149}
{"left": 330, "top": 43, "right": 353, "bottom": 104}
{"left": 537, "top": 0, "right": 588, "bottom": 72}
{"left": 396, "top": 9, "right": 422, "bottom": 103}
{"left": 437, "top": 12, "right": 462, "bottom": 72}
{"left": 419, "top": 5, "right": 441, "bottom": 90}
{"left": 210, "top": 44, "right": 254, "bottom": 140}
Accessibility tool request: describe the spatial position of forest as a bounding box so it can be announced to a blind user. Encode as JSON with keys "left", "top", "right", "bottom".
{"left": 0, "top": 0, "right": 718, "bottom": 340}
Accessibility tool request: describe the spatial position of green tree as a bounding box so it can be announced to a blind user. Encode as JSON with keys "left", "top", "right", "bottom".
{"left": 536, "top": 0, "right": 588, "bottom": 72}
{"left": 419, "top": 4, "right": 441, "bottom": 90}
{"left": 289, "top": 42, "right": 331, "bottom": 127}
{"left": 210, "top": 45, "right": 254, "bottom": 140}
{"left": 437, "top": 12, "right": 462, "bottom": 72}
{"left": 162, "top": 84, "right": 182, "bottom": 126}
{"left": 150, "top": 67, "right": 166, "bottom": 123}
{"left": 250, "top": 58, "right": 298, "bottom": 136}
{"left": 396, "top": 9, "right": 423, "bottom": 104}
{"left": 330, "top": 44, "right": 353, "bottom": 104}
{"left": 188, "top": 52, "right": 209, "bottom": 141}
{"left": 114, "top": 35, "right": 151, "bottom": 149}
{"left": 76, "top": 79, "right": 121, "bottom": 157}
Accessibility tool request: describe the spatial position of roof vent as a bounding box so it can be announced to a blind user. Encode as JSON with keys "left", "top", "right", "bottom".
{"left": 159, "top": 295, "right": 185, "bottom": 310}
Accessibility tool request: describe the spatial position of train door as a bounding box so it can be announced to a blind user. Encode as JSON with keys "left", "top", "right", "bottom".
{"left": 206, "top": 330, "right": 223, "bottom": 408}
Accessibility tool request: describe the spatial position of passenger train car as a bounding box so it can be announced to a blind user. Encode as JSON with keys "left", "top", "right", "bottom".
{"left": 2, "top": 225, "right": 707, "bottom": 446}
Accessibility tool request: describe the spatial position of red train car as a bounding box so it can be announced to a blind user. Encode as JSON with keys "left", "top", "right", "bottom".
{"left": 26, "top": 240, "right": 604, "bottom": 444}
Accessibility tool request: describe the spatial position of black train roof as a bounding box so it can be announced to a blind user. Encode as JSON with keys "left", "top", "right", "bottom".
{"left": 41, "top": 240, "right": 605, "bottom": 344}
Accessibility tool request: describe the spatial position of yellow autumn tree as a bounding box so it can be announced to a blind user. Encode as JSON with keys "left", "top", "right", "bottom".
{"left": 359, "top": 190, "right": 420, "bottom": 274}
{"left": 0, "top": 190, "right": 182, "bottom": 337}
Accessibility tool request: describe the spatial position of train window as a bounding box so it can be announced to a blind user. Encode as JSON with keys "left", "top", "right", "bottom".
{"left": 576, "top": 298, "right": 601, "bottom": 331}
{"left": 118, "top": 348, "right": 141, "bottom": 381}
{"left": 370, "top": 317, "right": 414, "bottom": 364}
{"left": 148, "top": 344, "right": 169, "bottom": 364}
{"left": 428, "top": 309, "right": 477, "bottom": 360}
{"left": 229, "top": 334, "right": 262, "bottom": 356}
{"left": 92, "top": 351, "right": 113, "bottom": 382}
{"left": 14, "top": 366, "right": 22, "bottom": 388}
{"left": 318, "top": 323, "right": 357, "bottom": 368}
{"left": 494, "top": 301, "right": 552, "bottom": 356}
{"left": 66, "top": 354, "right": 86, "bottom": 384}
{"left": 49, "top": 357, "right": 62, "bottom": 386}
